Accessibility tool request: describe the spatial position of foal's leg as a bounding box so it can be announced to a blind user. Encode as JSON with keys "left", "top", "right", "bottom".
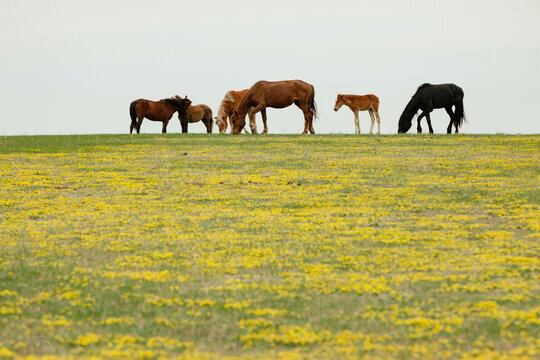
{"left": 368, "top": 109, "right": 376, "bottom": 134}
{"left": 374, "top": 110, "right": 381, "bottom": 135}
{"left": 354, "top": 111, "right": 360, "bottom": 134}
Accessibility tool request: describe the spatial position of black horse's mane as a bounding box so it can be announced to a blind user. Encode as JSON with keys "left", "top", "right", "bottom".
{"left": 417, "top": 83, "right": 432, "bottom": 91}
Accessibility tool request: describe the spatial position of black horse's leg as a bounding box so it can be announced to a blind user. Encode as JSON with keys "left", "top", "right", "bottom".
{"left": 426, "top": 113, "right": 434, "bottom": 134}
{"left": 416, "top": 113, "right": 426, "bottom": 133}
{"left": 181, "top": 121, "right": 188, "bottom": 133}
{"left": 444, "top": 106, "right": 455, "bottom": 134}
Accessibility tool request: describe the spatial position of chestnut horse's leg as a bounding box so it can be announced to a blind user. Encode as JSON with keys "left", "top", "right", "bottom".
{"left": 136, "top": 117, "right": 144, "bottom": 134}
{"left": 248, "top": 104, "right": 265, "bottom": 134}
{"left": 162, "top": 119, "right": 169, "bottom": 134}
{"left": 247, "top": 113, "right": 257, "bottom": 134}
{"left": 260, "top": 109, "right": 268, "bottom": 134}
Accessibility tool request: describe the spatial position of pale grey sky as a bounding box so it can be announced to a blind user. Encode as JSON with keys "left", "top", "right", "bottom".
{"left": 1, "top": 0, "right": 539, "bottom": 135}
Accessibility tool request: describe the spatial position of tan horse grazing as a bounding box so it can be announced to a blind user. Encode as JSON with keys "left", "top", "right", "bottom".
{"left": 177, "top": 101, "right": 213, "bottom": 133}
{"left": 334, "top": 94, "right": 381, "bottom": 134}
{"left": 215, "top": 89, "right": 254, "bottom": 134}
{"left": 231, "top": 80, "right": 317, "bottom": 134}
{"left": 129, "top": 96, "right": 190, "bottom": 134}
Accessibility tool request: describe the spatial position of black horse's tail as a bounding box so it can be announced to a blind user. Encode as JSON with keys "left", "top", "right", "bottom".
{"left": 130, "top": 101, "right": 138, "bottom": 128}
{"left": 454, "top": 86, "right": 466, "bottom": 129}
{"left": 308, "top": 85, "right": 318, "bottom": 119}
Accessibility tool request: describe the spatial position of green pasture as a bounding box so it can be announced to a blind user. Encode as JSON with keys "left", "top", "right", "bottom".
{"left": 0, "top": 134, "right": 538, "bottom": 359}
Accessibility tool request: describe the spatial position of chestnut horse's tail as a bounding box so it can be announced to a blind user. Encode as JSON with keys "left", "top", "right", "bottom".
{"left": 308, "top": 85, "right": 318, "bottom": 119}
{"left": 130, "top": 101, "right": 138, "bottom": 128}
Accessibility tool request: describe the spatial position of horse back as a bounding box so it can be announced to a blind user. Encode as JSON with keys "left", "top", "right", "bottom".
{"left": 254, "top": 80, "right": 313, "bottom": 108}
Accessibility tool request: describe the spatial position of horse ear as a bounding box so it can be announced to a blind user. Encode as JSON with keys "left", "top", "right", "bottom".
{"left": 184, "top": 95, "right": 188, "bottom": 99}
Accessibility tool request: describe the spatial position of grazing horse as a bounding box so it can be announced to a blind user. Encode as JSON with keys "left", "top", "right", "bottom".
{"left": 129, "top": 96, "right": 190, "bottom": 134}
{"left": 334, "top": 94, "right": 381, "bottom": 134}
{"left": 398, "top": 83, "right": 465, "bottom": 134}
{"left": 177, "top": 101, "right": 213, "bottom": 133}
{"left": 231, "top": 80, "right": 317, "bottom": 134}
{"left": 215, "top": 89, "right": 254, "bottom": 134}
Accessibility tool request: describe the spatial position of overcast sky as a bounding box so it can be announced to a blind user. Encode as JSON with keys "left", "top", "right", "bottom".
{"left": 1, "top": 0, "right": 539, "bottom": 135}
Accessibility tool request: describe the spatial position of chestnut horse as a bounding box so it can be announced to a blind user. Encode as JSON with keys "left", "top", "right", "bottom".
{"left": 215, "top": 89, "right": 253, "bottom": 134}
{"left": 177, "top": 101, "right": 213, "bottom": 133}
{"left": 129, "top": 96, "right": 190, "bottom": 134}
{"left": 231, "top": 80, "right": 317, "bottom": 134}
{"left": 334, "top": 94, "right": 381, "bottom": 134}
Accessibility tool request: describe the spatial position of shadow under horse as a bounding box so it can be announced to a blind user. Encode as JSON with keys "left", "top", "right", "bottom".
{"left": 129, "top": 96, "right": 190, "bottom": 134}
{"left": 398, "top": 83, "right": 466, "bottom": 134}
{"left": 231, "top": 80, "right": 317, "bottom": 134}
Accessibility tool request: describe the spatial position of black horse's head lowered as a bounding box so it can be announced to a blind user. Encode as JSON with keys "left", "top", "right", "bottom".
{"left": 397, "top": 83, "right": 466, "bottom": 134}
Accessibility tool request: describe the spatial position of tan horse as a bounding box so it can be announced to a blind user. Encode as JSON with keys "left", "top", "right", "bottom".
{"left": 334, "top": 94, "right": 381, "bottom": 134}
{"left": 177, "top": 101, "right": 213, "bottom": 133}
{"left": 215, "top": 89, "right": 254, "bottom": 134}
{"left": 231, "top": 80, "right": 317, "bottom": 134}
{"left": 129, "top": 96, "right": 190, "bottom": 134}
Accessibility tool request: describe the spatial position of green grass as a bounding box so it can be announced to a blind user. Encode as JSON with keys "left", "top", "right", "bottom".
{"left": 0, "top": 134, "right": 538, "bottom": 359}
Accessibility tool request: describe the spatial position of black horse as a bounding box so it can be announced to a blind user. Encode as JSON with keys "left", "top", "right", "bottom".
{"left": 398, "top": 83, "right": 466, "bottom": 134}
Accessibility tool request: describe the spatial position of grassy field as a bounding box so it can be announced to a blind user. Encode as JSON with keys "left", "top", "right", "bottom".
{"left": 0, "top": 134, "right": 538, "bottom": 359}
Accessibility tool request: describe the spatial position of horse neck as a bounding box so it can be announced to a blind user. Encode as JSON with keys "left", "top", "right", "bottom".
{"left": 162, "top": 101, "right": 178, "bottom": 117}
{"left": 236, "top": 92, "right": 253, "bottom": 117}
{"left": 217, "top": 98, "right": 231, "bottom": 120}
{"left": 402, "top": 97, "right": 420, "bottom": 119}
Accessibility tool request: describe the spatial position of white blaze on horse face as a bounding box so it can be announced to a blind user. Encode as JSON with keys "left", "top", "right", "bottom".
{"left": 334, "top": 98, "right": 343, "bottom": 112}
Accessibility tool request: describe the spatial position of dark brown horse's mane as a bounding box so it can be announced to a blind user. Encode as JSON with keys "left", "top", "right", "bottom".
{"left": 163, "top": 95, "right": 191, "bottom": 113}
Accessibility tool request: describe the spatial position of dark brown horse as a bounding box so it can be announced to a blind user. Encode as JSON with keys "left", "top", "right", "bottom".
{"left": 129, "top": 96, "right": 190, "bottom": 134}
{"left": 231, "top": 80, "right": 317, "bottom": 134}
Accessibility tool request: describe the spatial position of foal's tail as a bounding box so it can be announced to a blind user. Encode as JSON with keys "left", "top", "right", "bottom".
{"left": 129, "top": 101, "right": 138, "bottom": 128}
{"left": 308, "top": 85, "right": 318, "bottom": 119}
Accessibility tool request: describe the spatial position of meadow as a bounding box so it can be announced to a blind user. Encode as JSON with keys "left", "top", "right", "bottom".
{"left": 0, "top": 134, "right": 538, "bottom": 359}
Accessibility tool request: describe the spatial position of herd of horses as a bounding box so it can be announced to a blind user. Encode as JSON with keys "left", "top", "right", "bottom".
{"left": 129, "top": 80, "right": 466, "bottom": 135}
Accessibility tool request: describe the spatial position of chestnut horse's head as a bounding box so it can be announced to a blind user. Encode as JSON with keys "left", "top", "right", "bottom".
{"left": 334, "top": 94, "right": 345, "bottom": 112}
{"left": 231, "top": 110, "right": 245, "bottom": 134}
